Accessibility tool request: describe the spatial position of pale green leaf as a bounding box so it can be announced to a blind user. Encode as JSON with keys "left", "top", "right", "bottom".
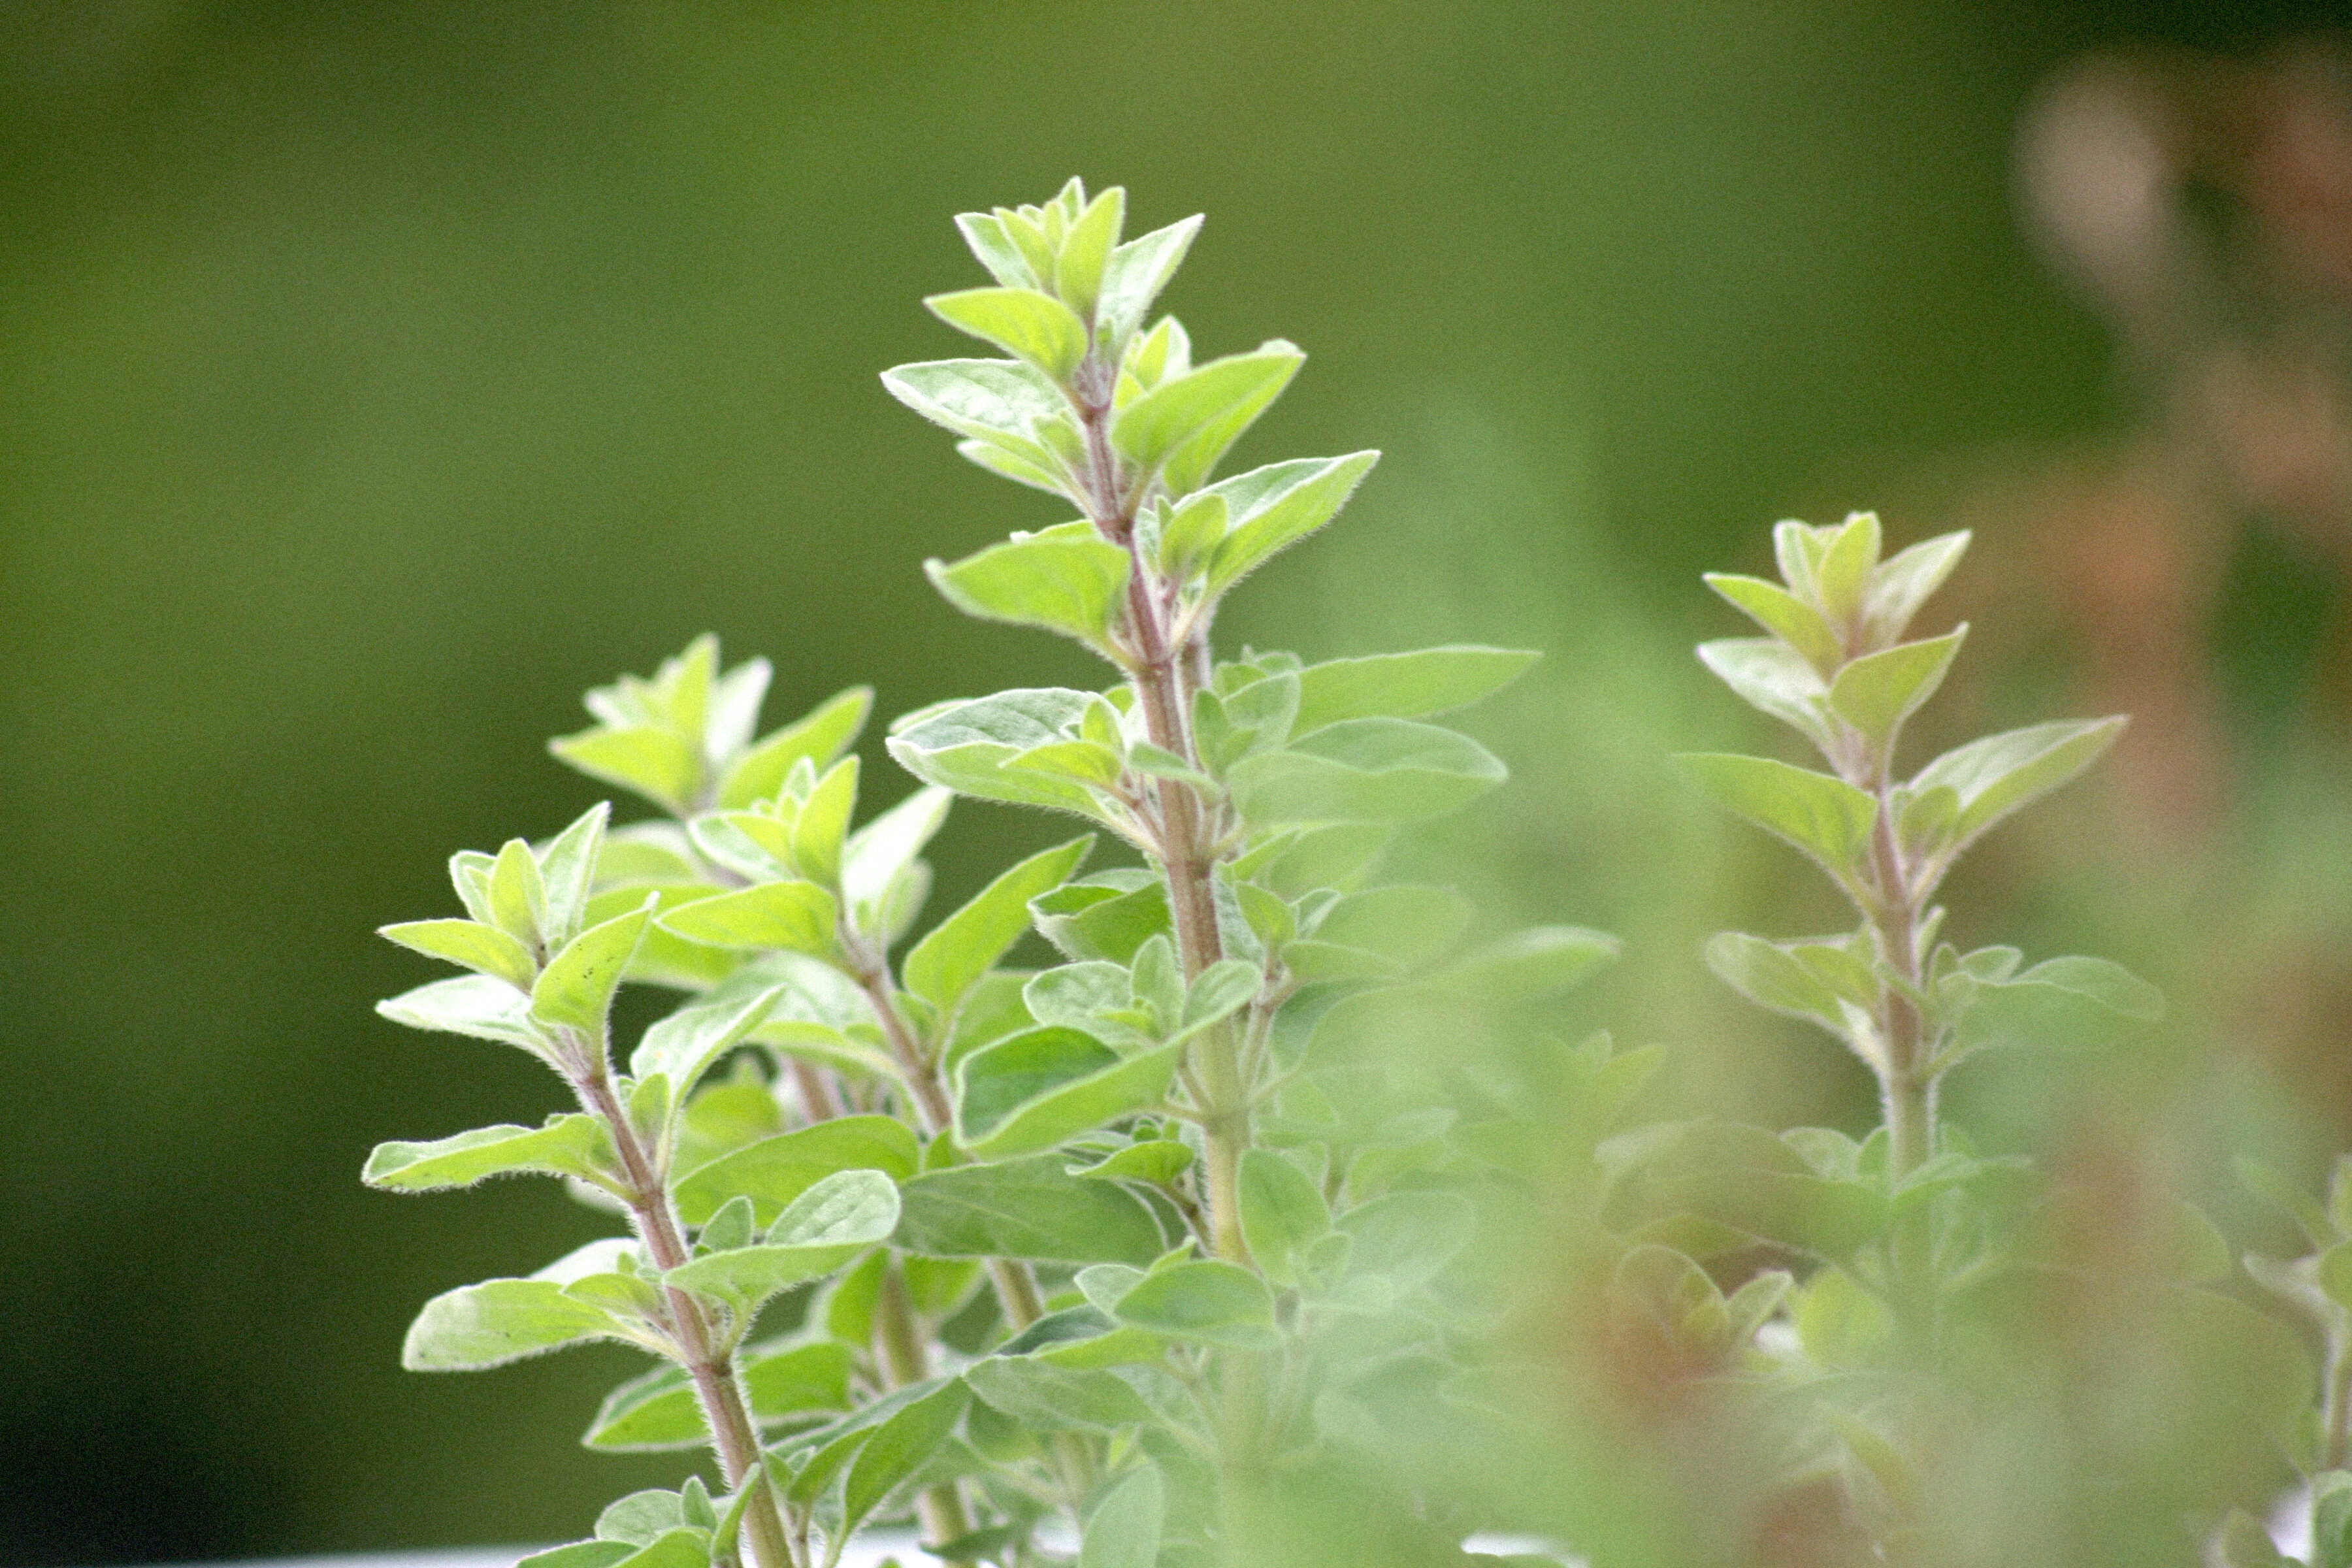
{"left": 1238, "top": 1148, "right": 1330, "bottom": 1288}
{"left": 532, "top": 896, "right": 658, "bottom": 1032}
{"left": 1202, "top": 451, "right": 1379, "bottom": 594}
{"left": 964, "top": 1356, "right": 1151, "bottom": 1431}
{"left": 1079, "top": 1465, "right": 1165, "bottom": 1568}
{"left": 887, "top": 689, "right": 1118, "bottom": 822}
{"left": 1704, "top": 572, "right": 1842, "bottom": 671}
{"left": 955, "top": 211, "right": 1038, "bottom": 291}
{"left": 907, "top": 836, "right": 1095, "bottom": 1010}
{"left": 926, "top": 527, "right": 1131, "bottom": 649}
{"left": 1861, "top": 530, "right": 1969, "bottom": 649}
{"left": 926, "top": 287, "right": 1088, "bottom": 380}
{"left": 672, "top": 1115, "right": 919, "bottom": 1228}
{"left": 896, "top": 1154, "right": 1166, "bottom": 1263}
{"left": 376, "top": 974, "right": 550, "bottom": 1056}
{"left": 957, "top": 1032, "right": 1184, "bottom": 1161}
{"left": 549, "top": 727, "right": 702, "bottom": 817}
{"left": 880, "top": 357, "right": 1064, "bottom": 449}
{"left": 717, "top": 686, "right": 873, "bottom": 811}
{"left": 1095, "top": 215, "right": 1202, "bottom": 347}
{"left": 1429, "top": 925, "right": 1620, "bottom": 1000}
{"left": 1290, "top": 644, "right": 1537, "bottom": 736}
{"left": 1827, "top": 627, "right": 1965, "bottom": 747}
{"left": 1111, "top": 344, "right": 1303, "bottom": 489}
{"left": 1227, "top": 718, "right": 1507, "bottom": 825}
{"left": 365, "top": 1114, "right": 613, "bottom": 1193}
{"left": 1909, "top": 717, "right": 2127, "bottom": 849}
{"left": 1695, "top": 638, "right": 1832, "bottom": 746}
{"left": 1676, "top": 753, "right": 1878, "bottom": 877}
{"left": 536, "top": 802, "right": 612, "bottom": 949}
{"left": 657, "top": 880, "right": 839, "bottom": 958}
{"left": 840, "top": 1380, "right": 970, "bottom": 1541}
{"left": 380, "top": 919, "right": 538, "bottom": 992}
{"left": 1056, "top": 187, "right": 1124, "bottom": 319}
{"left": 628, "top": 985, "right": 784, "bottom": 1101}
{"left": 1112, "top": 1259, "right": 1278, "bottom": 1348}
{"left": 401, "top": 1277, "right": 627, "bottom": 1371}
{"left": 664, "top": 1171, "right": 900, "bottom": 1313}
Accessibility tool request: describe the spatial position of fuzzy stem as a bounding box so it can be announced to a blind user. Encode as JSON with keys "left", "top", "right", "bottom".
{"left": 1073, "top": 393, "right": 1254, "bottom": 1266}
{"left": 569, "top": 1056, "right": 794, "bottom": 1568}
{"left": 2326, "top": 1327, "right": 2352, "bottom": 1471}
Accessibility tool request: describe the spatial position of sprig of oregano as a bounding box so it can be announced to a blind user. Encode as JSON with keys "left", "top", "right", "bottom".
{"left": 370, "top": 181, "right": 1618, "bottom": 1568}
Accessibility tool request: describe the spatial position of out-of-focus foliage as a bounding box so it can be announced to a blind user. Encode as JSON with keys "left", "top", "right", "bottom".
{"left": 4, "top": 3, "right": 2351, "bottom": 1565}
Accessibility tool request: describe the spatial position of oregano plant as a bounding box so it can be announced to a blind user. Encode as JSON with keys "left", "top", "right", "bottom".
{"left": 368, "top": 180, "right": 1614, "bottom": 1568}
{"left": 365, "top": 182, "right": 2319, "bottom": 1568}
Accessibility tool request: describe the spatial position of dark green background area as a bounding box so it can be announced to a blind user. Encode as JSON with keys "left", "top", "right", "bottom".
{"left": 1, "top": 3, "right": 2340, "bottom": 1562}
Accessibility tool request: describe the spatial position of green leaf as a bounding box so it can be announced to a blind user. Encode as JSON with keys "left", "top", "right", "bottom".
{"left": 1827, "top": 627, "right": 1965, "bottom": 747}
{"left": 964, "top": 1356, "right": 1152, "bottom": 1431}
{"left": 2315, "top": 1469, "right": 2352, "bottom": 1568}
{"left": 955, "top": 210, "right": 1039, "bottom": 291}
{"left": 1338, "top": 1189, "right": 1477, "bottom": 1293}
{"left": 629, "top": 985, "right": 785, "bottom": 1102}
{"left": 1202, "top": 451, "right": 1380, "bottom": 595}
{"left": 1795, "top": 1266, "right": 1893, "bottom": 1369}
{"left": 1944, "top": 955, "right": 2164, "bottom": 1064}
{"left": 1860, "top": 530, "right": 1969, "bottom": 649}
{"left": 1056, "top": 186, "right": 1124, "bottom": 321}
{"left": 1079, "top": 1465, "right": 1165, "bottom": 1568}
{"left": 881, "top": 357, "right": 1064, "bottom": 451}
{"left": 657, "top": 881, "right": 839, "bottom": 957}
{"left": 1704, "top": 572, "right": 1842, "bottom": 671}
{"left": 790, "top": 756, "right": 860, "bottom": 889}
{"left": 1227, "top": 718, "right": 1507, "bottom": 825}
{"left": 1095, "top": 214, "right": 1202, "bottom": 346}
{"left": 907, "top": 835, "right": 1094, "bottom": 1011}
{"left": 927, "top": 527, "right": 1132, "bottom": 649}
{"left": 1112, "top": 1259, "right": 1278, "bottom": 1348}
{"left": 1074, "top": 1139, "right": 1195, "bottom": 1184}
{"left": 926, "top": 287, "right": 1088, "bottom": 380}
{"left": 887, "top": 689, "right": 1117, "bottom": 821}
{"left": 1909, "top": 717, "right": 2125, "bottom": 850}
{"left": 365, "top": 1115, "right": 614, "bottom": 1193}
{"left": 957, "top": 1032, "right": 1185, "bottom": 1161}
{"left": 1238, "top": 1149, "right": 1330, "bottom": 1288}
{"left": 401, "top": 1276, "right": 628, "bottom": 1371}
{"left": 1429, "top": 926, "right": 1620, "bottom": 1000}
{"left": 549, "top": 727, "right": 702, "bottom": 817}
{"left": 840, "top": 1380, "right": 970, "bottom": 1541}
{"left": 841, "top": 787, "right": 953, "bottom": 947}
{"left": 516, "top": 1544, "right": 632, "bottom": 1568}
{"left": 537, "top": 802, "right": 611, "bottom": 949}
{"left": 532, "top": 896, "right": 658, "bottom": 1032}
{"left": 672, "top": 1116, "right": 920, "bottom": 1228}
{"left": 664, "top": 1171, "right": 901, "bottom": 1313}
{"left": 376, "top": 975, "right": 550, "bottom": 1056}
{"left": 1111, "top": 344, "right": 1303, "bottom": 491}
{"left": 584, "top": 1341, "right": 853, "bottom": 1451}
{"left": 1289, "top": 645, "right": 1538, "bottom": 736}
{"left": 488, "top": 838, "right": 549, "bottom": 948}
{"left": 717, "top": 686, "right": 873, "bottom": 811}
{"left": 1704, "top": 932, "right": 1851, "bottom": 1035}
{"left": 896, "top": 1154, "right": 1166, "bottom": 1264}
{"left": 1675, "top": 753, "right": 1877, "bottom": 877}
{"left": 1695, "top": 638, "right": 1831, "bottom": 747}
{"left": 380, "top": 919, "right": 538, "bottom": 992}
{"left": 1032, "top": 874, "right": 1172, "bottom": 964}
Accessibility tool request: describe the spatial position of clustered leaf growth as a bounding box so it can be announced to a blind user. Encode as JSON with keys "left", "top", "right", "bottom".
{"left": 368, "top": 182, "right": 2325, "bottom": 1568}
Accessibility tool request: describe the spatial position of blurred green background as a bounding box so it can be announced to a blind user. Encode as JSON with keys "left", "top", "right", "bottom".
{"left": 4, "top": 2, "right": 2347, "bottom": 1562}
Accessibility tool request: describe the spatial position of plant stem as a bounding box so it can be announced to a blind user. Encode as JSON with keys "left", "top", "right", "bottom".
{"left": 1865, "top": 777, "right": 1936, "bottom": 1345}
{"left": 568, "top": 1055, "right": 794, "bottom": 1568}
{"left": 2325, "top": 1328, "right": 2352, "bottom": 1471}
{"left": 871, "top": 1265, "right": 977, "bottom": 1560}
{"left": 1071, "top": 393, "right": 1254, "bottom": 1266}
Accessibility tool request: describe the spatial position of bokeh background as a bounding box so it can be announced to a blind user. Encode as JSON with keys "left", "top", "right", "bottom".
{"left": 4, "top": 2, "right": 2350, "bottom": 1562}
